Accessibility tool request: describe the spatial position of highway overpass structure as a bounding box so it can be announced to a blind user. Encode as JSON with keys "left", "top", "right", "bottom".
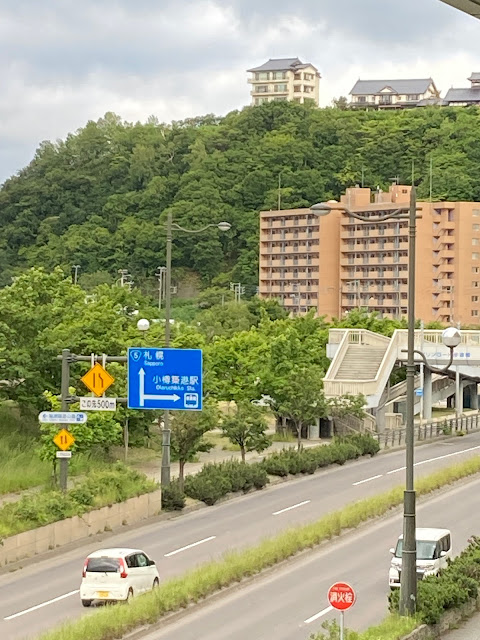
{"left": 324, "top": 329, "right": 480, "bottom": 430}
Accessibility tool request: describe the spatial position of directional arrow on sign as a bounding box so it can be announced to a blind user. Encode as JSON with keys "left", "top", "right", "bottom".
{"left": 139, "top": 369, "right": 181, "bottom": 407}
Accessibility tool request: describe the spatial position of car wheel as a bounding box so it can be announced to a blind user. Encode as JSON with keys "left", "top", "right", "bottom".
{"left": 125, "top": 588, "right": 134, "bottom": 604}
{"left": 152, "top": 578, "right": 159, "bottom": 589}
{"left": 82, "top": 600, "right": 92, "bottom": 608}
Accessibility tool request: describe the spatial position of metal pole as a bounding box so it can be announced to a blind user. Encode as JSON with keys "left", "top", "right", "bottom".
{"left": 456, "top": 366, "right": 461, "bottom": 418}
{"left": 419, "top": 321, "right": 424, "bottom": 425}
{"left": 59, "top": 349, "right": 71, "bottom": 492}
{"left": 340, "top": 611, "right": 344, "bottom": 640}
{"left": 162, "top": 211, "right": 172, "bottom": 486}
{"left": 400, "top": 187, "right": 417, "bottom": 615}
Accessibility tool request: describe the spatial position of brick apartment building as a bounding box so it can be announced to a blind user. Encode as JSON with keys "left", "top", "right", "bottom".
{"left": 259, "top": 185, "right": 480, "bottom": 324}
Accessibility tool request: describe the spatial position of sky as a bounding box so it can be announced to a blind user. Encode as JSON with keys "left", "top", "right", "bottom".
{"left": 1, "top": 0, "right": 479, "bottom": 184}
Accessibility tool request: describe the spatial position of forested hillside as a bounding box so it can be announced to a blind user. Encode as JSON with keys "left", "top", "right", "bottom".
{"left": 1, "top": 102, "right": 479, "bottom": 290}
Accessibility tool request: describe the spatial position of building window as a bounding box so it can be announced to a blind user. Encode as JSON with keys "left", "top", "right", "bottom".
{"left": 273, "top": 96, "right": 287, "bottom": 102}
{"left": 473, "top": 310, "right": 479, "bottom": 317}
{"left": 474, "top": 238, "right": 480, "bottom": 246}
{"left": 474, "top": 225, "right": 480, "bottom": 232}
{"left": 474, "top": 209, "right": 480, "bottom": 217}
{"left": 294, "top": 85, "right": 301, "bottom": 93}
{"left": 474, "top": 267, "right": 480, "bottom": 274}
{"left": 256, "top": 85, "right": 269, "bottom": 93}
{"left": 473, "top": 281, "right": 479, "bottom": 287}
{"left": 473, "top": 296, "right": 479, "bottom": 302}
{"left": 407, "top": 94, "right": 419, "bottom": 101}
{"left": 274, "top": 84, "right": 288, "bottom": 92}
{"left": 474, "top": 253, "right": 480, "bottom": 260}
{"left": 272, "top": 71, "right": 286, "bottom": 80}
{"left": 255, "top": 72, "right": 269, "bottom": 81}
{"left": 357, "top": 96, "right": 367, "bottom": 103}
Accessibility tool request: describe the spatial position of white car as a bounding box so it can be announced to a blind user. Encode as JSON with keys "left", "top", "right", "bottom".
{"left": 80, "top": 547, "right": 160, "bottom": 606}
{"left": 389, "top": 528, "right": 452, "bottom": 588}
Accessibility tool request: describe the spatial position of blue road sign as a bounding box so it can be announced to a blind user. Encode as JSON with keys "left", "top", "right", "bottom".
{"left": 127, "top": 348, "right": 203, "bottom": 411}
{"left": 415, "top": 388, "right": 424, "bottom": 397}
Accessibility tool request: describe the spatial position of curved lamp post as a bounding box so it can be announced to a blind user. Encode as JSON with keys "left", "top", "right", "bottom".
{"left": 160, "top": 214, "right": 231, "bottom": 487}
{"left": 311, "top": 189, "right": 419, "bottom": 616}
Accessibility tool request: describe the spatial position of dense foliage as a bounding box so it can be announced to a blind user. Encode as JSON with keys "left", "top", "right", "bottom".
{"left": 1, "top": 104, "right": 480, "bottom": 290}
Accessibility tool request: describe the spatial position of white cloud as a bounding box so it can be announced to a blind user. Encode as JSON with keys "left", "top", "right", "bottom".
{"left": 0, "top": 0, "right": 479, "bottom": 183}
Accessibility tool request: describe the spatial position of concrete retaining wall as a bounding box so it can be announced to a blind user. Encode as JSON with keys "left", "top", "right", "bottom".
{"left": 0, "top": 490, "right": 162, "bottom": 567}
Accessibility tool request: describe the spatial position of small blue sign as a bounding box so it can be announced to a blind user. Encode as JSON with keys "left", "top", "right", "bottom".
{"left": 127, "top": 348, "right": 202, "bottom": 411}
{"left": 415, "top": 388, "right": 424, "bottom": 397}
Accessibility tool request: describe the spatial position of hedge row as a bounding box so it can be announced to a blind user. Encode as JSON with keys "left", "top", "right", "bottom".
{"left": 389, "top": 534, "right": 480, "bottom": 626}
{"left": 162, "top": 434, "right": 380, "bottom": 508}
{"left": 263, "top": 433, "right": 380, "bottom": 477}
{"left": 0, "top": 463, "right": 157, "bottom": 538}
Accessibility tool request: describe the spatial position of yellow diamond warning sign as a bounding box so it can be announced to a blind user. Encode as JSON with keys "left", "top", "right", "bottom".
{"left": 81, "top": 363, "right": 115, "bottom": 397}
{"left": 53, "top": 428, "right": 75, "bottom": 451}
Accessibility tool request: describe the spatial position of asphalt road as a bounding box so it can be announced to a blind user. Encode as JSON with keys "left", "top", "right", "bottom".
{"left": 2, "top": 432, "right": 480, "bottom": 639}
{"left": 142, "top": 476, "right": 480, "bottom": 640}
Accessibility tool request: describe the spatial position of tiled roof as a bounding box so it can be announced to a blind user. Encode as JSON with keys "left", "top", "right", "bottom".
{"left": 468, "top": 72, "right": 480, "bottom": 81}
{"left": 444, "top": 87, "right": 480, "bottom": 102}
{"left": 350, "top": 78, "right": 435, "bottom": 95}
{"left": 247, "top": 58, "right": 318, "bottom": 73}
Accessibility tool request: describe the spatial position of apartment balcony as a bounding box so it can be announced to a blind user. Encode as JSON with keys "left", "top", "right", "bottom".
{"left": 441, "top": 220, "right": 455, "bottom": 231}
{"left": 439, "top": 249, "right": 455, "bottom": 260}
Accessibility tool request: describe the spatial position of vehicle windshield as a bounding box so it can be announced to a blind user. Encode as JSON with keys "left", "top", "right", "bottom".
{"left": 86, "top": 557, "right": 120, "bottom": 572}
{"left": 394, "top": 540, "right": 437, "bottom": 560}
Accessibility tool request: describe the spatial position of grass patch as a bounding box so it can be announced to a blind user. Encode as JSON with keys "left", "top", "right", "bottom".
{"left": 270, "top": 431, "right": 297, "bottom": 443}
{"left": 0, "top": 464, "right": 157, "bottom": 539}
{"left": 204, "top": 431, "right": 240, "bottom": 451}
{"left": 310, "top": 615, "right": 419, "bottom": 639}
{"left": 36, "top": 454, "right": 480, "bottom": 640}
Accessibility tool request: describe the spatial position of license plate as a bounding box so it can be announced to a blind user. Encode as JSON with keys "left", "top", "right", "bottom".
{"left": 97, "top": 591, "right": 109, "bottom": 598}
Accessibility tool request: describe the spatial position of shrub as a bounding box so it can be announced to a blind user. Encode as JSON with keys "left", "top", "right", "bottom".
{"left": 262, "top": 452, "right": 290, "bottom": 477}
{"left": 161, "top": 482, "right": 186, "bottom": 511}
{"left": 184, "top": 460, "right": 269, "bottom": 504}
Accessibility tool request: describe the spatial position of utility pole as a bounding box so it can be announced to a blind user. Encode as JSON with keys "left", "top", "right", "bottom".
{"left": 72, "top": 265, "right": 81, "bottom": 285}
{"left": 59, "top": 349, "right": 71, "bottom": 492}
{"left": 230, "top": 282, "right": 244, "bottom": 303}
{"left": 118, "top": 269, "right": 133, "bottom": 289}
{"left": 155, "top": 266, "right": 167, "bottom": 311}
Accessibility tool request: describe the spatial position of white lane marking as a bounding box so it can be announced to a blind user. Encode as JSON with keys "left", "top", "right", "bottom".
{"left": 4, "top": 590, "right": 79, "bottom": 621}
{"left": 352, "top": 474, "right": 383, "bottom": 486}
{"left": 272, "top": 500, "right": 311, "bottom": 516}
{"left": 304, "top": 605, "right": 334, "bottom": 624}
{"left": 164, "top": 536, "right": 216, "bottom": 557}
{"left": 387, "top": 444, "right": 480, "bottom": 475}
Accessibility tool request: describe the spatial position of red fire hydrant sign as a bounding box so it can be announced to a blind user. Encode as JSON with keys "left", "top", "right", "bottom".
{"left": 327, "top": 582, "right": 356, "bottom": 610}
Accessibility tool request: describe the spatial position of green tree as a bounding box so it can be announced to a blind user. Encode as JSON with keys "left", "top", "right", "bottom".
{"left": 170, "top": 404, "right": 218, "bottom": 490}
{"left": 272, "top": 364, "right": 327, "bottom": 450}
{"left": 221, "top": 401, "right": 270, "bottom": 462}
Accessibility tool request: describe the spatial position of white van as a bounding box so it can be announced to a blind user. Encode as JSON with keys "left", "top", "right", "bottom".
{"left": 389, "top": 528, "right": 452, "bottom": 588}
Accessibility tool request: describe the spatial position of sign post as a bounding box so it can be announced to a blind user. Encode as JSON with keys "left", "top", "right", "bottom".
{"left": 127, "top": 347, "right": 203, "bottom": 486}
{"left": 327, "top": 582, "right": 356, "bottom": 640}
{"left": 60, "top": 349, "right": 71, "bottom": 492}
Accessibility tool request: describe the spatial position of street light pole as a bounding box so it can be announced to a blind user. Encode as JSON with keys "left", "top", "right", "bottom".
{"left": 400, "top": 186, "right": 417, "bottom": 616}
{"left": 160, "top": 214, "right": 231, "bottom": 486}
{"left": 162, "top": 211, "right": 173, "bottom": 487}
{"left": 311, "top": 189, "right": 418, "bottom": 615}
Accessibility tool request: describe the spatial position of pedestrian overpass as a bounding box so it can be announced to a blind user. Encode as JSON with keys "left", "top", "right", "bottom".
{"left": 324, "top": 329, "right": 480, "bottom": 430}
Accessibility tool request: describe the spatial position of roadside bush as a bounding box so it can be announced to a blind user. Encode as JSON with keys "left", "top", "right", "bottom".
{"left": 262, "top": 435, "right": 378, "bottom": 477}
{"left": 262, "top": 452, "right": 290, "bottom": 476}
{"left": 184, "top": 460, "right": 268, "bottom": 505}
{"left": 337, "top": 433, "right": 380, "bottom": 457}
{"left": 161, "top": 481, "right": 186, "bottom": 511}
